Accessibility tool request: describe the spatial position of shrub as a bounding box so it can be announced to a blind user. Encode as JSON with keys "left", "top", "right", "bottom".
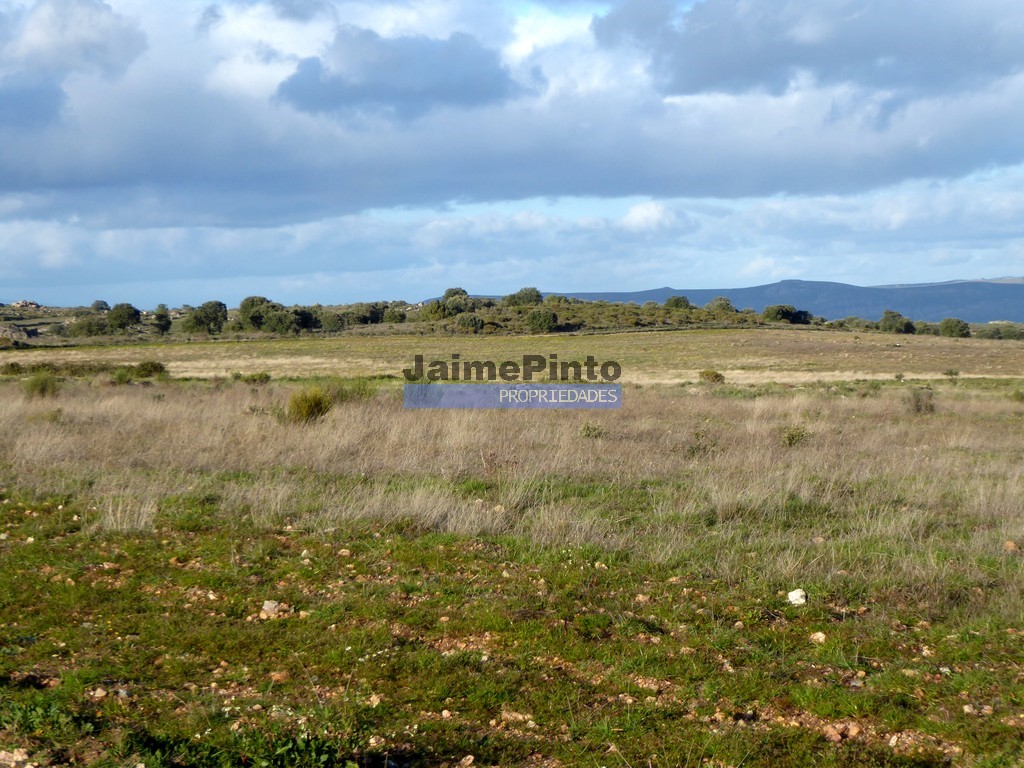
{"left": 880, "top": 309, "right": 915, "bottom": 334}
{"left": 1, "top": 362, "right": 24, "bottom": 376}
{"left": 664, "top": 295, "right": 692, "bottom": 309}
{"left": 23, "top": 371, "right": 60, "bottom": 398}
{"left": 699, "top": 369, "right": 725, "bottom": 384}
{"left": 1010, "top": 389, "right": 1024, "bottom": 403}
{"left": 134, "top": 360, "right": 167, "bottom": 378}
{"left": 781, "top": 425, "right": 809, "bottom": 447}
{"left": 287, "top": 386, "right": 333, "bottom": 423}
{"left": 938, "top": 317, "right": 971, "bottom": 338}
{"left": 112, "top": 367, "right": 134, "bottom": 385}
{"left": 456, "top": 313, "right": 485, "bottom": 333}
{"left": 907, "top": 387, "right": 935, "bottom": 414}
{"left": 526, "top": 308, "right": 558, "bottom": 334}
{"left": 579, "top": 422, "right": 607, "bottom": 438}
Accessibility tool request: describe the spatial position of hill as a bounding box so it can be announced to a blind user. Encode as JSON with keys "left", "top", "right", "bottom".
{"left": 557, "top": 278, "right": 1024, "bottom": 322}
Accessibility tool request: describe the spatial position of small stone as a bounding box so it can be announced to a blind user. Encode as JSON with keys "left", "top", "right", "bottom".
{"left": 459, "top": 756, "right": 475, "bottom": 766}
{"left": 91, "top": 687, "right": 108, "bottom": 699}
{"left": 260, "top": 600, "right": 280, "bottom": 619}
{"left": 338, "top": 549, "right": 351, "bottom": 557}
{"left": 1004, "top": 540, "right": 1020, "bottom": 553}
{"left": 441, "top": 709, "right": 452, "bottom": 719}
{"left": 269, "top": 670, "right": 290, "bottom": 683}
{"left": 963, "top": 704, "right": 976, "bottom": 715}
{"left": 812, "top": 536, "right": 826, "bottom": 545}
{"left": 300, "top": 550, "right": 311, "bottom": 559}
{"left": 788, "top": 589, "right": 807, "bottom": 606}
{"left": 823, "top": 725, "right": 843, "bottom": 743}
{"left": 733, "top": 621, "right": 744, "bottom": 630}
{"left": 845, "top": 723, "right": 862, "bottom": 738}
{"left": 809, "top": 631, "right": 827, "bottom": 644}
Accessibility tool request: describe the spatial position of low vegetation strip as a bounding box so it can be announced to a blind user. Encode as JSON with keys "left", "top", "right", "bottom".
{"left": 1, "top": 362, "right": 1023, "bottom": 765}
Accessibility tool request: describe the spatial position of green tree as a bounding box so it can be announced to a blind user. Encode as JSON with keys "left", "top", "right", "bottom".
{"left": 938, "top": 317, "right": 971, "bottom": 338}
{"left": 763, "top": 304, "right": 813, "bottom": 324}
{"left": 182, "top": 301, "right": 228, "bottom": 334}
{"left": 107, "top": 303, "right": 141, "bottom": 331}
{"left": 442, "top": 287, "right": 469, "bottom": 301}
{"left": 68, "top": 315, "right": 109, "bottom": 337}
{"left": 504, "top": 287, "right": 544, "bottom": 306}
{"left": 879, "top": 309, "right": 915, "bottom": 334}
{"left": 153, "top": 304, "right": 172, "bottom": 335}
{"left": 704, "top": 296, "right": 737, "bottom": 314}
{"left": 237, "top": 296, "right": 277, "bottom": 330}
{"left": 664, "top": 295, "right": 692, "bottom": 309}
{"left": 91, "top": 299, "right": 110, "bottom": 312}
{"left": 382, "top": 306, "right": 407, "bottom": 324}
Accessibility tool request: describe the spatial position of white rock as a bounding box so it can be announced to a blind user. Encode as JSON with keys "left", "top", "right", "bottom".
{"left": 787, "top": 589, "right": 807, "bottom": 606}
{"left": 809, "top": 631, "right": 827, "bottom": 644}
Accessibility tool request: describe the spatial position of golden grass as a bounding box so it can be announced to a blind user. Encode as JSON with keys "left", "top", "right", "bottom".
{"left": 5, "top": 327, "right": 1023, "bottom": 382}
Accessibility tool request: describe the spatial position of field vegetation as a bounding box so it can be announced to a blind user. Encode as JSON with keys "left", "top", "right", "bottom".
{"left": 1, "top": 329, "right": 1023, "bottom": 766}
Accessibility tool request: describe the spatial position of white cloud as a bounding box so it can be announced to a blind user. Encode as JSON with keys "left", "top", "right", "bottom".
{"left": 5, "top": 0, "right": 146, "bottom": 77}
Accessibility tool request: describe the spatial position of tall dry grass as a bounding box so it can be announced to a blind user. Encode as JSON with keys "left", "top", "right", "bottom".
{"left": 2, "top": 377, "right": 1022, "bottom": 618}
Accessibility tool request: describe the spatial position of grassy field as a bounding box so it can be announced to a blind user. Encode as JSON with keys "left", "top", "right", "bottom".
{"left": 2, "top": 328, "right": 1024, "bottom": 767}
{"left": 3, "top": 327, "right": 1022, "bottom": 383}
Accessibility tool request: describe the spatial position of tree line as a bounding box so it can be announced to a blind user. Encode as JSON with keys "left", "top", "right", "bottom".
{"left": 51, "top": 290, "right": 1022, "bottom": 340}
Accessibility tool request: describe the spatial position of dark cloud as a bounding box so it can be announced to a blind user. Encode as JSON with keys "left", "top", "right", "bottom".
{"left": 595, "top": 0, "right": 1024, "bottom": 96}
{"left": 276, "top": 25, "right": 522, "bottom": 118}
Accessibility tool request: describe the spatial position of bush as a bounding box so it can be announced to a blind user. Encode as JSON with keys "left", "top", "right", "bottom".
{"left": 907, "top": 387, "right": 935, "bottom": 414}
{"left": 699, "top": 369, "right": 725, "bottom": 384}
{"left": 526, "top": 308, "right": 558, "bottom": 333}
{"left": 579, "top": 422, "right": 607, "bottom": 438}
{"left": 880, "top": 309, "right": 915, "bottom": 334}
{"left": 134, "top": 360, "right": 167, "bottom": 378}
{"left": 664, "top": 295, "right": 692, "bottom": 309}
{"left": 287, "top": 386, "right": 333, "bottom": 423}
{"left": 23, "top": 372, "right": 60, "bottom": 398}
{"left": 781, "top": 425, "right": 809, "bottom": 447}
{"left": 112, "top": 368, "right": 134, "bottom": 385}
{"left": 456, "top": 313, "right": 485, "bottom": 333}
{"left": 939, "top": 317, "right": 971, "bottom": 338}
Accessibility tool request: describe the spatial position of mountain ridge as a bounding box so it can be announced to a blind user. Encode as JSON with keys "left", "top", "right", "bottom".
{"left": 544, "top": 278, "right": 1024, "bottom": 323}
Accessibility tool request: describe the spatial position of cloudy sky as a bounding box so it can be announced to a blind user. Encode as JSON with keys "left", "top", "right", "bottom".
{"left": 2, "top": 0, "right": 1024, "bottom": 307}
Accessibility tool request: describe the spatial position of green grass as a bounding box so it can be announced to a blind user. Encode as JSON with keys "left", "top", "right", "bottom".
{"left": 1, "top": 484, "right": 1021, "bottom": 766}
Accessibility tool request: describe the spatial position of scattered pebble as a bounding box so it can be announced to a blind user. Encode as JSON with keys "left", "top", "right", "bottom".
{"left": 809, "top": 631, "right": 827, "bottom": 644}
{"left": 788, "top": 589, "right": 807, "bottom": 606}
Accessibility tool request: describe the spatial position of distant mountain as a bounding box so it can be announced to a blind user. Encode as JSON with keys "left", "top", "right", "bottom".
{"left": 554, "top": 279, "right": 1024, "bottom": 323}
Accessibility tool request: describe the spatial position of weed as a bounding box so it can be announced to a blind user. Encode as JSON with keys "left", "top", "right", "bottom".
{"left": 699, "top": 369, "right": 726, "bottom": 384}
{"left": 907, "top": 387, "right": 936, "bottom": 414}
{"left": 579, "top": 421, "right": 607, "bottom": 439}
{"left": 287, "top": 385, "right": 334, "bottom": 423}
{"left": 22, "top": 371, "right": 60, "bottom": 398}
{"left": 781, "top": 425, "right": 810, "bottom": 447}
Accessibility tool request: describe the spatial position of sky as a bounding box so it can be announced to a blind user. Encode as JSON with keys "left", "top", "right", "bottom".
{"left": 2, "top": 0, "right": 1024, "bottom": 308}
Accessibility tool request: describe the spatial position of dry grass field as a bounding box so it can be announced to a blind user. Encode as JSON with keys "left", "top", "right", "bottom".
{"left": 3, "top": 327, "right": 1021, "bottom": 383}
{"left": 2, "top": 328, "right": 1024, "bottom": 766}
